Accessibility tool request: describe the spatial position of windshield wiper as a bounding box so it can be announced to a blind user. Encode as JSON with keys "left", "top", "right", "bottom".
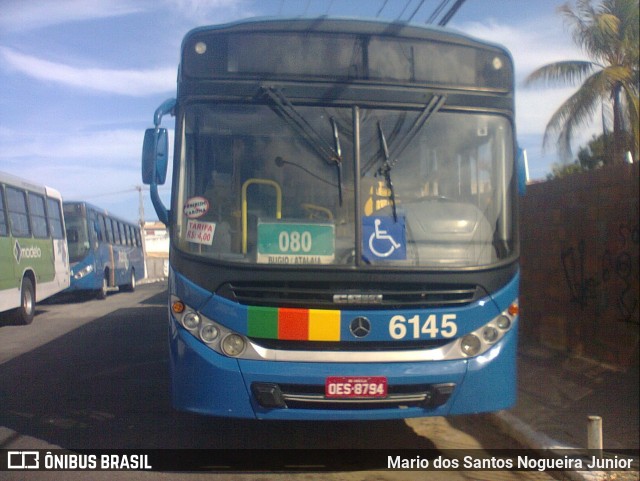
{"left": 367, "top": 94, "right": 446, "bottom": 222}
{"left": 263, "top": 86, "right": 343, "bottom": 205}
{"left": 331, "top": 117, "right": 344, "bottom": 205}
{"left": 377, "top": 121, "right": 398, "bottom": 222}
{"left": 363, "top": 94, "right": 446, "bottom": 176}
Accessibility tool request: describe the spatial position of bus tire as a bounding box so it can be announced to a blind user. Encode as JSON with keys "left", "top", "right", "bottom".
{"left": 122, "top": 269, "right": 136, "bottom": 292}
{"left": 97, "top": 274, "right": 109, "bottom": 300}
{"left": 15, "top": 277, "right": 35, "bottom": 325}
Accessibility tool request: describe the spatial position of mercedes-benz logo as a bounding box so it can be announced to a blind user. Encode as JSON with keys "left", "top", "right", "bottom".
{"left": 349, "top": 317, "right": 371, "bottom": 338}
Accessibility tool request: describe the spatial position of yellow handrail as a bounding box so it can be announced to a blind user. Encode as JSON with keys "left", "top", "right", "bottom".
{"left": 241, "top": 178, "right": 282, "bottom": 254}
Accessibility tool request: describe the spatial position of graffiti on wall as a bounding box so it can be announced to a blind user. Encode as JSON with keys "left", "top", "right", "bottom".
{"left": 561, "top": 219, "right": 639, "bottom": 324}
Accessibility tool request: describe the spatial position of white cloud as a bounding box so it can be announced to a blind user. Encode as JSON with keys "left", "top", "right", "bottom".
{"left": 162, "top": 0, "right": 254, "bottom": 21}
{"left": 1, "top": 127, "right": 174, "bottom": 218}
{"left": 458, "top": 17, "right": 588, "bottom": 79}
{"left": 1, "top": 127, "right": 174, "bottom": 164}
{"left": 457, "top": 16, "right": 601, "bottom": 165}
{"left": 0, "top": 0, "right": 145, "bottom": 32}
{"left": 0, "top": 47, "right": 175, "bottom": 96}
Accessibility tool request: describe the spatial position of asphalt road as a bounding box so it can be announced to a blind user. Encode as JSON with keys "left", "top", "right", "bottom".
{"left": 0, "top": 282, "right": 555, "bottom": 480}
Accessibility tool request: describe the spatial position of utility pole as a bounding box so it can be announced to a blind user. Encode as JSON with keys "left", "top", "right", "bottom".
{"left": 136, "top": 185, "right": 149, "bottom": 279}
{"left": 137, "top": 185, "right": 145, "bottom": 226}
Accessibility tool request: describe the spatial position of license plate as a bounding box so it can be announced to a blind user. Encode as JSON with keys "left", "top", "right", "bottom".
{"left": 325, "top": 376, "right": 387, "bottom": 398}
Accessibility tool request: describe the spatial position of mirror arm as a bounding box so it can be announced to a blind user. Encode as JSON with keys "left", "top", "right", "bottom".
{"left": 148, "top": 97, "right": 175, "bottom": 226}
{"left": 154, "top": 98, "right": 176, "bottom": 127}
{"left": 151, "top": 183, "right": 170, "bottom": 226}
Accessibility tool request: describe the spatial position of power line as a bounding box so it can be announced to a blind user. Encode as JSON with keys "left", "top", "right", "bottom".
{"left": 376, "top": 0, "right": 389, "bottom": 17}
{"left": 426, "top": 0, "right": 452, "bottom": 24}
{"left": 325, "top": 0, "right": 334, "bottom": 15}
{"left": 437, "top": 0, "right": 467, "bottom": 26}
{"left": 407, "top": 0, "right": 427, "bottom": 22}
{"left": 395, "top": 0, "right": 413, "bottom": 20}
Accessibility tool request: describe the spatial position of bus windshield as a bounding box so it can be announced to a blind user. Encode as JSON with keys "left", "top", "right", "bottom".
{"left": 176, "top": 101, "right": 515, "bottom": 268}
{"left": 64, "top": 205, "right": 90, "bottom": 263}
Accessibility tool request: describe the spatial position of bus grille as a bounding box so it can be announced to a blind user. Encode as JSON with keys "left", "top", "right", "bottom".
{"left": 252, "top": 382, "right": 456, "bottom": 410}
{"left": 249, "top": 339, "right": 450, "bottom": 352}
{"left": 218, "top": 281, "right": 481, "bottom": 309}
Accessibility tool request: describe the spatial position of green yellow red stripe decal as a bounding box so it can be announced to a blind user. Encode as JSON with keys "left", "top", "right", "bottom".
{"left": 247, "top": 306, "right": 341, "bottom": 341}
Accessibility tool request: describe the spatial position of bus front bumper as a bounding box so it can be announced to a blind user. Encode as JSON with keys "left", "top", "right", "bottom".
{"left": 169, "top": 318, "right": 517, "bottom": 421}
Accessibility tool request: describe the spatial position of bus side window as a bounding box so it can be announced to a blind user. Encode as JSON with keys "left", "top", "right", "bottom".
{"left": 6, "top": 187, "right": 31, "bottom": 237}
{"left": 102, "top": 215, "right": 113, "bottom": 244}
{"left": 0, "top": 186, "right": 8, "bottom": 237}
{"left": 94, "top": 219, "right": 103, "bottom": 242}
{"left": 111, "top": 220, "right": 120, "bottom": 245}
{"left": 28, "top": 193, "right": 49, "bottom": 239}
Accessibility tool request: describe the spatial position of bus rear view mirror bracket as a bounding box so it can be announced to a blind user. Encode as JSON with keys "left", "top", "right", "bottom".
{"left": 142, "top": 98, "right": 175, "bottom": 225}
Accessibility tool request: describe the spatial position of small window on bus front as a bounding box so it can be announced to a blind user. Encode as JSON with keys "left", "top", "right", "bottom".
{"left": 46, "top": 198, "right": 65, "bottom": 239}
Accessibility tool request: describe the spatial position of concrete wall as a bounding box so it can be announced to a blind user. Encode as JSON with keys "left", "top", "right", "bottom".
{"left": 519, "top": 163, "right": 639, "bottom": 367}
{"left": 145, "top": 257, "right": 168, "bottom": 280}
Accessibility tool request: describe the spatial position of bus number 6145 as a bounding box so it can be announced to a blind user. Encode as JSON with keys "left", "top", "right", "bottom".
{"left": 389, "top": 314, "right": 457, "bottom": 339}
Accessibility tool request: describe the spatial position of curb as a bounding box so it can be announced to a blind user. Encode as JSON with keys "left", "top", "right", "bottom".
{"left": 489, "top": 411, "right": 628, "bottom": 481}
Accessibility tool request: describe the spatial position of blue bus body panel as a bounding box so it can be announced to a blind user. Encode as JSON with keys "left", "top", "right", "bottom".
{"left": 66, "top": 244, "right": 144, "bottom": 292}
{"left": 66, "top": 251, "right": 101, "bottom": 291}
{"left": 168, "top": 269, "right": 519, "bottom": 420}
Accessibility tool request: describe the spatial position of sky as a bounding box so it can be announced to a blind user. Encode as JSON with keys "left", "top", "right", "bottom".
{"left": 0, "top": 0, "right": 598, "bottom": 223}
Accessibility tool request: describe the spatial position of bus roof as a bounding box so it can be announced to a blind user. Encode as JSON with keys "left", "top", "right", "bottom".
{"left": 182, "top": 16, "right": 512, "bottom": 58}
{"left": 0, "top": 170, "right": 62, "bottom": 199}
{"left": 63, "top": 200, "right": 139, "bottom": 226}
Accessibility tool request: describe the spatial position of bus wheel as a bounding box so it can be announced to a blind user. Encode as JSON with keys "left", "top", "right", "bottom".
{"left": 97, "top": 275, "right": 108, "bottom": 300}
{"left": 15, "top": 277, "right": 35, "bottom": 325}
{"left": 122, "top": 269, "right": 136, "bottom": 292}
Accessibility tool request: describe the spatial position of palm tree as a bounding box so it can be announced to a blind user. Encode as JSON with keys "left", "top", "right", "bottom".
{"left": 525, "top": 0, "right": 639, "bottom": 165}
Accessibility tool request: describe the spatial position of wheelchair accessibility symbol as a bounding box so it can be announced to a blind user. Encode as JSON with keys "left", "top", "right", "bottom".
{"left": 362, "top": 216, "right": 406, "bottom": 261}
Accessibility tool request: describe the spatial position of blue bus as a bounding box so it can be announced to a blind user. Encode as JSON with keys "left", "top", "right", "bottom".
{"left": 63, "top": 201, "right": 144, "bottom": 298}
{"left": 142, "top": 18, "right": 526, "bottom": 420}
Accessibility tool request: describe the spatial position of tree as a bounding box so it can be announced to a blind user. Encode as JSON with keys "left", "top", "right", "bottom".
{"left": 547, "top": 131, "right": 614, "bottom": 179}
{"left": 525, "top": 0, "right": 639, "bottom": 166}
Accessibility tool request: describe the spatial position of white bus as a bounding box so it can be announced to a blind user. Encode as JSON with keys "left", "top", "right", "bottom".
{"left": 0, "top": 172, "right": 70, "bottom": 324}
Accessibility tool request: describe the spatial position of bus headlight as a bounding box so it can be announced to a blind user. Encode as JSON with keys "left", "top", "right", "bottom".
{"left": 182, "top": 312, "right": 201, "bottom": 331}
{"left": 482, "top": 326, "right": 499, "bottom": 343}
{"left": 73, "top": 264, "right": 94, "bottom": 280}
{"left": 460, "top": 334, "right": 481, "bottom": 356}
{"left": 222, "top": 334, "right": 246, "bottom": 357}
{"left": 200, "top": 323, "right": 219, "bottom": 343}
{"left": 496, "top": 315, "right": 511, "bottom": 330}
{"left": 455, "top": 299, "right": 518, "bottom": 358}
{"left": 171, "top": 296, "right": 257, "bottom": 359}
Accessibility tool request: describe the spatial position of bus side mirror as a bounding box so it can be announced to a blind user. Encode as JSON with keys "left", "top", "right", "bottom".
{"left": 516, "top": 148, "right": 529, "bottom": 196}
{"left": 142, "top": 128, "right": 169, "bottom": 185}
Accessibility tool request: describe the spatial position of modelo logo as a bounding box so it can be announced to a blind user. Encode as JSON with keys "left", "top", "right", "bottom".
{"left": 21, "top": 246, "right": 42, "bottom": 259}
